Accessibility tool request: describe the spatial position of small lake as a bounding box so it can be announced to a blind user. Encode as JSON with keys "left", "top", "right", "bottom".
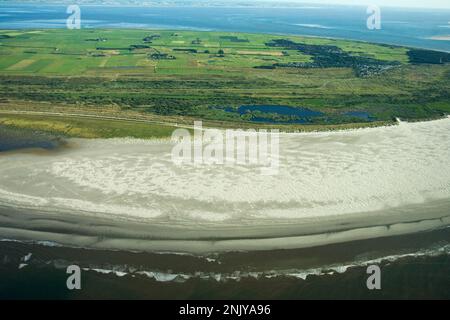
{"left": 221, "top": 105, "right": 324, "bottom": 124}
{"left": 238, "top": 105, "right": 323, "bottom": 117}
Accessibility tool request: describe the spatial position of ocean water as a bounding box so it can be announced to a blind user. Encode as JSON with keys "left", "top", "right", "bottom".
{"left": 0, "top": 3, "right": 449, "bottom": 51}
{"left": 1, "top": 227, "right": 449, "bottom": 299}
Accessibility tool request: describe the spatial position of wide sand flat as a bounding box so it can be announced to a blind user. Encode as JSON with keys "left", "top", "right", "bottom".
{"left": 0, "top": 118, "right": 449, "bottom": 253}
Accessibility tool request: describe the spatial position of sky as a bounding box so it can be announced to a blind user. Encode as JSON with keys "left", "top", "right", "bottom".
{"left": 270, "top": 0, "right": 450, "bottom": 9}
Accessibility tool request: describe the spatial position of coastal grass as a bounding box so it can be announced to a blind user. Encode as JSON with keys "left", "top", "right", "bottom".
{"left": 0, "top": 109, "right": 396, "bottom": 140}
{"left": 0, "top": 114, "right": 176, "bottom": 139}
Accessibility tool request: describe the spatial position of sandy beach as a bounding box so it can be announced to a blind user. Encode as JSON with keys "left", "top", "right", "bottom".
{"left": 0, "top": 117, "right": 449, "bottom": 253}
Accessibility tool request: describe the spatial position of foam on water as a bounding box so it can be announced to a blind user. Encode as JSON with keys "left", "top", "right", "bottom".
{"left": 48, "top": 243, "right": 450, "bottom": 283}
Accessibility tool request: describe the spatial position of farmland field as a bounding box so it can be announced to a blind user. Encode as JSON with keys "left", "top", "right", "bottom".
{"left": 0, "top": 28, "right": 449, "bottom": 136}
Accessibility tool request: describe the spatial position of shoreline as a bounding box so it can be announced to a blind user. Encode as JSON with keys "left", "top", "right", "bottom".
{"left": 1, "top": 19, "right": 450, "bottom": 53}
{"left": 2, "top": 108, "right": 448, "bottom": 139}
{"left": 1, "top": 197, "right": 449, "bottom": 254}
{"left": 0, "top": 116, "right": 449, "bottom": 254}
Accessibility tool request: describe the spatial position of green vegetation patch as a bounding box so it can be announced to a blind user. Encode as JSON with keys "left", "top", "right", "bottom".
{"left": 408, "top": 49, "right": 450, "bottom": 64}
{"left": 0, "top": 114, "right": 176, "bottom": 139}
{"left": 266, "top": 39, "right": 402, "bottom": 77}
{"left": 0, "top": 29, "right": 448, "bottom": 127}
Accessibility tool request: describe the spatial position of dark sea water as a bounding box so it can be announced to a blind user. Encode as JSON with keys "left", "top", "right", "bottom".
{"left": 0, "top": 3, "right": 449, "bottom": 51}
{"left": 1, "top": 228, "right": 449, "bottom": 299}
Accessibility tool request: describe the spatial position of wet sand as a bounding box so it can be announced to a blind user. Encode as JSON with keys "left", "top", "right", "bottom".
{"left": 0, "top": 118, "right": 449, "bottom": 253}
{"left": 0, "top": 199, "right": 449, "bottom": 253}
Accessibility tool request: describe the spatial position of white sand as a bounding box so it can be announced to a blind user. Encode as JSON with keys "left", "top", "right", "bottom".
{"left": 0, "top": 118, "right": 449, "bottom": 252}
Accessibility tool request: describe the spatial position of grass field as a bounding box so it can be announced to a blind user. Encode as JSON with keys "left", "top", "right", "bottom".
{"left": 0, "top": 29, "right": 316, "bottom": 75}
{"left": 0, "top": 28, "right": 449, "bottom": 136}
{"left": 0, "top": 29, "right": 410, "bottom": 76}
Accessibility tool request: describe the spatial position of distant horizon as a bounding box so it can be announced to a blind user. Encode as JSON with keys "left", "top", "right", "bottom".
{"left": 2, "top": 0, "right": 450, "bottom": 10}
{"left": 258, "top": 0, "right": 450, "bottom": 10}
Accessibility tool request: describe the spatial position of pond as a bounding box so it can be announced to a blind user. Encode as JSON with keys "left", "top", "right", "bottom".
{"left": 221, "top": 105, "right": 323, "bottom": 124}
{"left": 238, "top": 105, "right": 323, "bottom": 117}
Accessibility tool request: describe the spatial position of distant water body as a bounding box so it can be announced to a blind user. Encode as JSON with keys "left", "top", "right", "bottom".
{"left": 0, "top": 3, "right": 449, "bottom": 51}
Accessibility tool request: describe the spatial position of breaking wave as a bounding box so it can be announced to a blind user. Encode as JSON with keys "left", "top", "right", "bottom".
{"left": 79, "top": 244, "right": 449, "bottom": 282}
{"left": 5, "top": 239, "right": 446, "bottom": 283}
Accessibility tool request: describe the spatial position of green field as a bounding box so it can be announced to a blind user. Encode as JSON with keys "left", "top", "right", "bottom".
{"left": 0, "top": 28, "right": 449, "bottom": 136}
